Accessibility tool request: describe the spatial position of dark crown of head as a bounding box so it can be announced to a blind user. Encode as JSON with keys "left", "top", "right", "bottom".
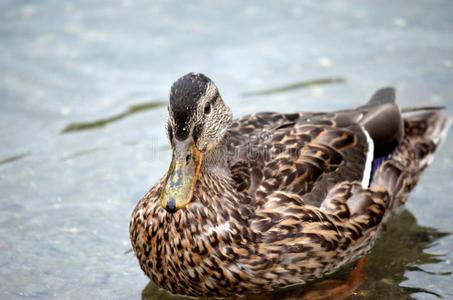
{"left": 169, "top": 73, "right": 212, "bottom": 113}
{"left": 169, "top": 73, "right": 213, "bottom": 141}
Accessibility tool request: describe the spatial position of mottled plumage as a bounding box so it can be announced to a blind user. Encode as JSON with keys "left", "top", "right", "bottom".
{"left": 130, "top": 73, "right": 449, "bottom": 297}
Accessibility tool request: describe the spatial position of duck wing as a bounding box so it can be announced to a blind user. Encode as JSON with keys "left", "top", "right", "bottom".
{"left": 227, "top": 88, "right": 403, "bottom": 207}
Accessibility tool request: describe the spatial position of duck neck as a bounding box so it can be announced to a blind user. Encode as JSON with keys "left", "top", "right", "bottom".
{"left": 201, "top": 139, "right": 230, "bottom": 177}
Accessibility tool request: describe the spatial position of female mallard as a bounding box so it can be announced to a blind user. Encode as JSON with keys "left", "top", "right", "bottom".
{"left": 130, "top": 73, "right": 449, "bottom": 297}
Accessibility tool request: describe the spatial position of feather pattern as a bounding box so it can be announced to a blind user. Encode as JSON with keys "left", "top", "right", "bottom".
{"left": 130, "top": 83, "right": 450, "bottom": 297}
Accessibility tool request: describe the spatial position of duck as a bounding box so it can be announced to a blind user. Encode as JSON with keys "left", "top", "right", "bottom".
{"left": 130, "top": 73, "right": 449, "bottom": 297}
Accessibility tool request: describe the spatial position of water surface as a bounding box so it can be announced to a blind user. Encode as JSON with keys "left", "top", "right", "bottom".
{"left": 1, "top": 1, "right": 452, "bottom": 299}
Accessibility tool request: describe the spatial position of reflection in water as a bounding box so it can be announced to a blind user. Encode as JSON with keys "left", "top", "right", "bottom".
{"left": 242, "top": 77, "right": 346, "bottom": 97}
{"left": 141, "top": 210, "right": 449, "bottom": 300}
{"left": 61, "top": 147, "right": 108, "bottom": 161}
{"left": 354, "top": 210, "right": 448, "bottom": 299}
{"left": 0, "top": 152, "right": 30, "bottom": 166}
{"left": 61, "top": 100, "right": 166, "bottom": 133}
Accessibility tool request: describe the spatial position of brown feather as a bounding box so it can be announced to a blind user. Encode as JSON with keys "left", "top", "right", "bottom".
{"left": 130, "top": 84, "right": 450, "bottom": 297}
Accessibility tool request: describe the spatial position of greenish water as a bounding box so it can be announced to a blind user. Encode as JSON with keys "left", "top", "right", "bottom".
{"left": 241, "top": 77, "right": 346, "bottom": 97}
{"left": 1, "top": 1, "right": 452, "bottom": 299}
{"left": 61, "top": 100, "right": 166, "bottom": 133}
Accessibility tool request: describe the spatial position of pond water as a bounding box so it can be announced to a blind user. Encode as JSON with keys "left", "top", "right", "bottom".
{"left": 1, "top": 1, "right": 452, "bottom": 299}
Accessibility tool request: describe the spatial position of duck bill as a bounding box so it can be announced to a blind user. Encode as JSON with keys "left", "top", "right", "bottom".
{"left": 160, "top": 141, "right": 202, "bottom": 212}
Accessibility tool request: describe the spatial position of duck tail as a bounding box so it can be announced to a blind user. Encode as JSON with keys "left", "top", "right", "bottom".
{"left": 371, "top": 111, "right": 450, "bottom": 209}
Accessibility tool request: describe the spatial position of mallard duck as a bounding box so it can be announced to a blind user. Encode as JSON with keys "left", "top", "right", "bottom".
{"left": 130, "top": 73, "right": 449, "bottom": 297}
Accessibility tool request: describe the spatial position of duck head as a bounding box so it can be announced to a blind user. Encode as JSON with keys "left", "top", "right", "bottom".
{"left": 159, "top": 73, "right": 232, "bottom": 213}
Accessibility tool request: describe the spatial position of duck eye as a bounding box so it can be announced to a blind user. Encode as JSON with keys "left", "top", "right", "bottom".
{"left": 204, "top": 102, "right": 211, "bottom": 115}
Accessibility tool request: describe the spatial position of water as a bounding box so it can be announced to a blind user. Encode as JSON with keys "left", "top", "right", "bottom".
{"left": 1, "top": 1, "right": 452, "bottom": 299}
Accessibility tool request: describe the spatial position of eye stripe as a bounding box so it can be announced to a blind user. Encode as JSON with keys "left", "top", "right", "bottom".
{"left": 193, "top": 125, "right": 202, "bottom": 143}
{"left": 167, "top": 126, "right": 174, "bottom": 141}
{"left": 204, "top": 102, "right": 211, "bottom": 114}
